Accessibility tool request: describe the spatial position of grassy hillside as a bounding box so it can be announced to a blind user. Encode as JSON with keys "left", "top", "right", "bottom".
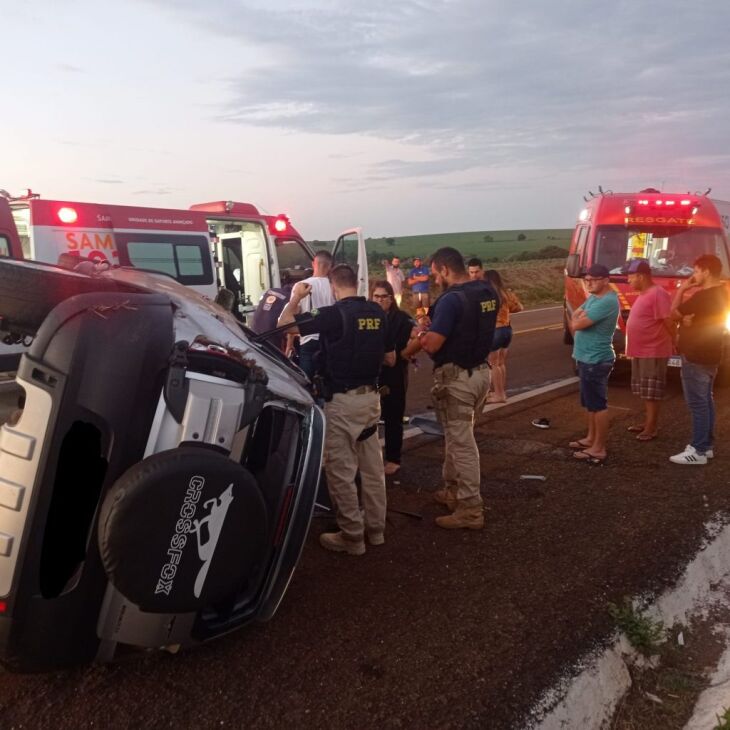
{"left": 312, "top": 228, "right": 572, "bottom": 262}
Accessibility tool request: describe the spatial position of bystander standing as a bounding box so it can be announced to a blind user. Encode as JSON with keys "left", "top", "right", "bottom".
{"left": 408, "top": 257, "right": 431, "bottom": 313}
{"left": 485, "top": 269, "right": 523, "bottom": 404}
{"left": 568, "top": 264, "right": 620, "bottom": 465}
{"left": 297, "top": 250, "right": 335, "bottom": 379}
{"left": 624, "top": 259, "right": 674, "bottom": 441}
{"left": 384, "top": 257, "right": 405, "bottom": 306}
{"left": 669, "top": 254, "right": 728, "bottom": 465}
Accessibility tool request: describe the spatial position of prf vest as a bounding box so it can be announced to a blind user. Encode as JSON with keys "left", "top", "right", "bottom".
{"left": 322, "top": 297, "right": 387, "bottom": 392}
{"left": 431, "top": 281, "right": 498, "bottom": 370}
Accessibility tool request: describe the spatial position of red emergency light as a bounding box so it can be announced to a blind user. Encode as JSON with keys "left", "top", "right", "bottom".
{"left": 57, "top": 206, "right": 78, "bottom": 224}
{"left": 270, "top": 215, "right": 289, "bottom": 235}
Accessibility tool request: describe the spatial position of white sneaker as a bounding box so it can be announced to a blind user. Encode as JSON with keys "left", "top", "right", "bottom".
{"left": 669, "top": 445, "right": 708, "bottom": 465}
{"left": 683, "top": 444, "right": 713, "bottom": 459}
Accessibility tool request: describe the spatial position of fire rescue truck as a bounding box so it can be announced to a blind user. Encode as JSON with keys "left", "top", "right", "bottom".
{"left": 0, "top": 190, "right": 369, "bottom": 370}
{"left": 563, "top": 187, "right": 730, "bottom": 365}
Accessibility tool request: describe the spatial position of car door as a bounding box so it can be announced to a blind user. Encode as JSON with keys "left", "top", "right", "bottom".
{"left": 331, "top": 228, "right": 368, "bottom": 297}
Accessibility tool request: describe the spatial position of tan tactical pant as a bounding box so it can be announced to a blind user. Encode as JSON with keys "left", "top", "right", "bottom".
{"left": 324, "top": 390, "right": 386, "bottom": 541}
{"left": 431, "top": 364, "right": 490, "bottom": 509}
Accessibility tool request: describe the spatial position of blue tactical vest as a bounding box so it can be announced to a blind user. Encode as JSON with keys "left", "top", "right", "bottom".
{"left": 431, "top": 280, "right": 498, "bottom": 370}
{"left": 322, "top": 297, "right": 387, "bottom": 392}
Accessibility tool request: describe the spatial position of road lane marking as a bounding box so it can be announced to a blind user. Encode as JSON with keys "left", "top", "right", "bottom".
{"left": 513, "top": 305, "right": 562, "bottom": 314}
{"left": 389, "top": 376, "right": 580, "bottom": 443}
{"left": 513, "top": 324, "right": 563, "bottom": 335}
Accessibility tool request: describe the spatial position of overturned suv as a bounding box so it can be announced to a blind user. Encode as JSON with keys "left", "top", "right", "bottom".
{"left": 0, "top": 259, "right": 323, "bottom": 671}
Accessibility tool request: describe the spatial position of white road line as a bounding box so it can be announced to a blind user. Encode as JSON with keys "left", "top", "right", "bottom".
{"left": 513, "top": 305, "right": 562, "bottom": 314}
{"left": 513, "top": 324, "right": 562, "bottom": 336}
{"left": 384, "top": 376, "right": 580, "bottom": 444}
{"left": 482, "top": 376, "right": 579, "bottom": 413}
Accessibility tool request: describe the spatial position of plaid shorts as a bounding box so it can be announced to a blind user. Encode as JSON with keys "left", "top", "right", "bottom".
{"left": 631, "top": 357, "right": 669, "bottom": 400}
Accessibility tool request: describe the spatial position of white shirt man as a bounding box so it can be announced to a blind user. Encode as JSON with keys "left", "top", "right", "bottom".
{"left": 384, "top": 257, "right": 405, "bottom": 306}
{"left": 298, "top": 251, "right": 335, "bottom": 378}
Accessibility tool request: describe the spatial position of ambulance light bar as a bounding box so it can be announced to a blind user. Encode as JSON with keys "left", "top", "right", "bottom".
{"left": 57, "top": 207, "right": 78, "bottom": 224}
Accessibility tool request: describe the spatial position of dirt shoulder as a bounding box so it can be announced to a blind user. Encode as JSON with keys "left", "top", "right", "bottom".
{"left": 2, "top": 377, "right": 730, "bottom": 729}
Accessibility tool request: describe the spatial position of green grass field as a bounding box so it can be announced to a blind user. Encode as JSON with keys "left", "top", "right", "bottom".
{"left": 311, "top": 228, "right": 572, "bottom": 262}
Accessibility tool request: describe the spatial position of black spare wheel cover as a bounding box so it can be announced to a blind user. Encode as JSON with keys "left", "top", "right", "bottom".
{"left": 99, "top": 447, "right": 269, "bottom": 613}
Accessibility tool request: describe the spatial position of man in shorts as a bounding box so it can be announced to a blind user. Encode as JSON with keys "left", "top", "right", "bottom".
{"left": 625, "top": 259, "right": 674, "bottom": 441}
{"left": 568, "top": 264, "right": 620, "bottom": 464}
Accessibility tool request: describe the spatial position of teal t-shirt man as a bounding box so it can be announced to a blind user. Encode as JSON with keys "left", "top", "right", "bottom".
{"left": 573, "top": 268, "right": 620, "bottom": 364}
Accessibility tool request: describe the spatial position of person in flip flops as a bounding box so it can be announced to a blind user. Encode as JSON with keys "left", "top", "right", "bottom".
{"left": 624, "top": 259, "right": 674, "bottom": 441}
{"left": 568, "top": 264, "right": 620, "bottom": 464}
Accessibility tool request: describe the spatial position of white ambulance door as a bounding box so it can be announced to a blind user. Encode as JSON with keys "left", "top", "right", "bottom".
{"left": 217, "top": 229, "right": 271, "bottom": 319}
{"left": 331, "top": 228, "right": 368, "bottom": 297}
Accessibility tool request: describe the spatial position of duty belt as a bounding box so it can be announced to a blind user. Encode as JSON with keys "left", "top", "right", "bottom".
{"left": 434, "top": 362, "right": 490, "bottom": 376}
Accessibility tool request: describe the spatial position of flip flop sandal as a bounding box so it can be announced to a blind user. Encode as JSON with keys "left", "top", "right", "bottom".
{"left": 627, "top": 425, "right": 645, "bottom": 433}
{"left": 636, "top": 433, "right": 657, "bottom": 442}
{"left": 531, "top": 418, "right": 551, "bottom": 429}
{"left": 569, "top": 439, "right": 592, "bottom": 449}
{"left": 573, "top": 450, "right": 606, "bottom": 465}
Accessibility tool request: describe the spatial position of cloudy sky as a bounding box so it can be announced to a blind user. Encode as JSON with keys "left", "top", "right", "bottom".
{"left": 2, "top": 0, "right": 729, "bottom": 238}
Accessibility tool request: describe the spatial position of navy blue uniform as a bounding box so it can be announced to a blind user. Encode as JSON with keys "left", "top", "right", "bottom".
{"left": 428, "top": 279, "right": 500, "bottom": 521}
{"left": 296, "top": 297, "right": 394, "bottom": 394}
{"left": 429, "top": 280, "right": 499, "bottom": 369}
{"left": 296, "top": 296, "right": 395, "bottom": 547}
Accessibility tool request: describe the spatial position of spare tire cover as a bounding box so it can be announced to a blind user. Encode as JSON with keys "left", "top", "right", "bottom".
{"left": 99, "top": 447, "right": 268, "bottom": 613}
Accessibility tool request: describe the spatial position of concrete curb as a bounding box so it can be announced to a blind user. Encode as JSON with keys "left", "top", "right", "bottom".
{"left": 527, "top": 518, "right": 730, "bottom": 729}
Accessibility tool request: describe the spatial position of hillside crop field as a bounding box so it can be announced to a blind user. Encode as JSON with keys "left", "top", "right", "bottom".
{"left": 312, "top": 228, "right": 572, "bottom": 262}
{"left": 393, "top": 258, "right": 566, "bottom": 310}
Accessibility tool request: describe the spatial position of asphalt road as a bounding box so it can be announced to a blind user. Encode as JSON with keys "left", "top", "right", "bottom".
{"left": 405, "top": 304, "right": 572, "bottom": 414}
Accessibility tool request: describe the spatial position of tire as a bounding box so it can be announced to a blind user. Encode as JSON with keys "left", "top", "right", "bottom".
{"left": 0, "top": 259, "right": 142, "bottom": 335}
{"left": 98, "top": 447, "right": 268, "bottom": 614}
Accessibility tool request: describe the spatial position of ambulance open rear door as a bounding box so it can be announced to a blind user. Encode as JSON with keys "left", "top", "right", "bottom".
{"left": 215, "top": 228, "right": 272, "bottom": 321}
{"left": 331, "top": 228, "right": 368, "bottom": 297}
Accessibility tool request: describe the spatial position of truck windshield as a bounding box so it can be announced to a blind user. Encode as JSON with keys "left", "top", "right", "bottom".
{"left": 594, "top": 225, "right": 729, "bottom": 278}
{"left": 275, "top": 238, "right": 313, "bottom": 283}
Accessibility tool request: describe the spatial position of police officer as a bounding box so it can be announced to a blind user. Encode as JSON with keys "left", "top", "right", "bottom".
{"left": 417, "top": 247, "right": 498, "bottom": 530}
{"left": 278, "top": 264, "right": 395, "bottom": 555}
